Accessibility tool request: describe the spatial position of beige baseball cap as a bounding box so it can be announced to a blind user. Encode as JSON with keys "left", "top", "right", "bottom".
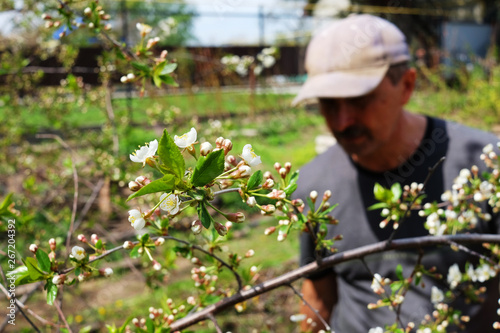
{"left": 292, "top": 14, "right": 410, "bottom": 106}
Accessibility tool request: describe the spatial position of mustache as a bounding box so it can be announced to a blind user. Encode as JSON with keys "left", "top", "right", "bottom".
{"left": 334, "top": 126, "right": 370, "bottom": 140}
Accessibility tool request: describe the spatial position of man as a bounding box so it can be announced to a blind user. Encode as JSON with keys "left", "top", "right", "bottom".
{"left": 293, "top": 14, "right": 500, "bottom": 332}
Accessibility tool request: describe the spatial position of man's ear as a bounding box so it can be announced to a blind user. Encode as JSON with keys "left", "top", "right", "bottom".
{"left": 400, "top": 68, "right": 416, "bottom": 105}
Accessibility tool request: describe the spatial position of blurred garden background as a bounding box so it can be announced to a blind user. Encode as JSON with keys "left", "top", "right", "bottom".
{"left": 0, "top": 0, "right": 499, "bottom": 332}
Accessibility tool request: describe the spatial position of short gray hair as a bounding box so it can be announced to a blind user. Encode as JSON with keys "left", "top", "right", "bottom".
{"left": 386, "top": 62, "right": 409, "bottom": 85}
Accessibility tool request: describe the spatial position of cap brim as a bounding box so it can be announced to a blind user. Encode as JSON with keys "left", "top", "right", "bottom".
{"left": 291, "top": 64, "right": 390, "bottom": 106}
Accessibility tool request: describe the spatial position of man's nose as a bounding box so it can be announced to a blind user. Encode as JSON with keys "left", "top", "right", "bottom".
{"left": 333, "top": 101, "right": 356, "bottom": 132}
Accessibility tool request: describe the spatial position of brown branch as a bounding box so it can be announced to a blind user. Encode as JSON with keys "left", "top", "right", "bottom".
{"left": 287, "top": 283, "right": 331, "bottom": 331}
{"left": 73, "top": 178, "right": 105, "bottom": 231}
{"left": 169, "top": 233, "right": 500, "bottom": 331}
{"left": 206, "top": 313, "right": 223, "bottom": 333}
{"left": 54, "top": 300, "right": 73, "bottom": 333}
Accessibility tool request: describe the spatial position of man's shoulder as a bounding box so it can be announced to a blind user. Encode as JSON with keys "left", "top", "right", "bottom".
{"left": 440, "top": 118, "right": 498, "bottom": 145}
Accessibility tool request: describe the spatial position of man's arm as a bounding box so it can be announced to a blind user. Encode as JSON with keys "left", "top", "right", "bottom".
{"left": 300, "top": 271, "right": 337, "bottom": 332}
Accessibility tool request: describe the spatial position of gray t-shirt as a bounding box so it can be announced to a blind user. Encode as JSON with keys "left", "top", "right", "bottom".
{"left": 298, "top": 117, "right": 500, "bottom": 332}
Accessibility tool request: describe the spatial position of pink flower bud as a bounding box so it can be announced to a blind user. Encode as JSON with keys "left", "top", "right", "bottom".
{"left": 100, "top": 267, "right": 113, "bottom": 277}
{"left": 215, "top": 137, "right": 224, "bottom": 148}
{"left": 263, "top": 171, "right": 273, "bottom": 180}
{"left": 226, "top": 155, "right": 237, "bottom": 166}
{"left": 262, "top": 178, "right": 274, "bottom": 189}
{"left": 52, "top": 274, "right": 66, "bottom": 285}
{"left": 48, "top": 251, "right": 56, "bottom": 261}
{"left": 29, "top": 244, "right": 38, "bottom": 254}
{"left": 225, "top": 221, "right": 233, "bottom": 230}
{"left": 238, "top": 165, "right": 251, "bottom": 177}
{"left": 49, "top": 238, "right": 56, "bottom": 251}
{"left": 260, "top": 204, "right": 276, "bottom": 215}
{"left": 274, "top": 162, "right": 281, "bottom": 172}
{"left": 284, "top": 162, "right": 292, "bottom": 172}
{"left": 187, "top": 296, "right": 196, "bottom": 305}
{"left": 41, "top": 13, "right": 52, "bottom": 20}
{"left": 77, "top": 234, "right": 87, "bottom": 243}
{"left": 200, "top": 142, "right": 213, "bottom": 156}
{"left": 214, "top": 222, "right": 227, "bottom": 236}
{"left": 160, "top": 50, "right": 168, "bottom": 59}
{"left": 245, "top": 249, "right": 255, "bottom": 257}
{"left": 91, "top": 234, "right": 99, "bottom": 244}
{"left": 267, "top": 189, "right": 286, "bottom": 200}
{"left": 264, "top": 226, "right": 276, "bottom": 235}
{"left": 191, "top": 220, "right": 202, "bottom": 234}
{"left": 226, "top": 212, "right": 245, "bottom": 223}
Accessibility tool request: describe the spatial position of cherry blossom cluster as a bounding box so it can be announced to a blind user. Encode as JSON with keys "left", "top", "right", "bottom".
{"left": 221, "top": 47, "right": 279, "bottom": 77}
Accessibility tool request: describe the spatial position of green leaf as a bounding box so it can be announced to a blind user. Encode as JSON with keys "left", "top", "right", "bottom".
{"left": 95, "top": 239, "right": 103, "bottom": 250}
{"left": 395, "top": 264, "right": 404, "bottom": 280}
{"left": 0, "top": 193, "right": 13, "bottom": 211}
{"left": 247, "top": 170, "right": 263, "bottom": 190}
{"left": 284, "top": 183, "right": 297, "bottom": 196}
{"left": 160, "top": 63, "right": 177, "bottom": 75}
{"left": 153, "top": 74, "right": 162, "bottom": 88}
{"left": 390, "top": 281, "right": 404, "bottom": 293}
{"left": 391, "top": 183, "right": 402, "bottom": 203}
{"left": 132, "top": 61, "right": 151, "bottom": 74}
{"left": 46, "top": 281, "right": 58, "bottom": 305}
{"left": 373, "top": 183, "right": 386, "bottom": 201}
{"left": 191, "top": 149, "right": 225, "bottom": 187}
{"left": 158, "top": 129, "right": 185, "bottom": 179}
{"left": 197, "top": 202, "right": 213, "bottom": 229}
{"left": 160, "top": 75, "right": 179, "bottom": 87}
{"left": 129, "top": 246, "right": 141, "bottom": 258}
{"left": 9, "top": 266, "right": 33, "bottom": 285}
{"left": 146, "top": 318, "right": 154, "bottom": 333}
{"left": 306, "top": 197, "right": 315, "bottom": 212}
{"left": 78, "top": 326, "right": 93, "bottom": 333}
{"left": 24, "top": 257, "right": 46, "bottom": 281}
{"left": 320, "top": 203, "right": 338, "bottom": 215}
{"left": 35, "top": 249, "right": 51, "bottom": 273}
{"left": 127, "top": 175, "right": 176, "bottom": 201}
{"left": 367, "top": 202, "right": 389, "bottom": 211}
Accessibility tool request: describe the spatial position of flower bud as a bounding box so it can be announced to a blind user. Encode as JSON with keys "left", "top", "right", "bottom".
{"left": 267, "top": 189, "right": 286, "bottom": 200}
{"left": 227, "top": 212, "right": 245, "bottom": 223}
{"left": 260, "top": 204, "right": 276, "bottom": 215}
{"left": 91, "top": 234, "right": 99, "bottom": 245}
{"left": 262, "top": 178, "right": 274, "bottom": 189}
{"left": 323, "top": 190, "right": 332, "bottom": 201}
{"left": 49, "top": 238, "right": 56, "bottom": 251}
{"left": 225, "top": 221, "right": 233, "bottom": 231}
{"left": 215, "top": 136, "right": 224, "bottom": 148}
{"left": 153, "top": 260, "right": 162, "bottom": 271}
{"left": 279, "top": 167, "right": 287, "bottom": 178}
{"left": 214, "top": 222, "right": 227, "bottom": 236}
{"left": 52, "top": 274, "right": 66, "bottom": 285}
{"left": 155, "top": 237, "right": 165, "bottom": 246}
{"left": 160, "top": 50, "right": 168, "bottom": 59}
{"left": 274, "top": 162, "right": 281, "bottom": 172}
{"left": 310, "top": 191, "right": 318, "bottom": 203}
{"left": 77, "top": 234, "right": 87, "bottom": 243}
{"left": 284, "top": 162, "right": 292, "bottom": 172}
{"left": 120, "top": 76, "right": 127, "bottom": 83}
{"left": 238, "top": 165, "right": 251, "bottom": 177}
{"left": 226, "top": 154, "right": 237, "bottom": 166}
{"left": 222, "top": 139, "right": 233, "bottom": 155}
{"left": 187, "top": 296, "right": 196, "bottom": 305}
{"left": 200, "top": 142, "right": 213, "bottom": 156}
{"left": 29, "top": 244, "right": 38, "bottom": 254}
{"left": 264, "top": 226, "right": 276, "bottom": 235}
{"left": 100, "top": 267, "right": 113, "bottom": 277}
{"left": 191, "top": 220, "right": 202, "bottom": 234}
{"left": 245, "top": 249, "right": 255, "bottom": 257}
{"left": 246, "top": 196, "right": 257, "bottom": 207}
{"left": 123, "top": 241, "right": 134, "bottom": 249}
{"left": 263, "top": 171, "right": 273, "bottom": 180}
{"left": 41, "top": 13, "right": 52, "bottom": 20}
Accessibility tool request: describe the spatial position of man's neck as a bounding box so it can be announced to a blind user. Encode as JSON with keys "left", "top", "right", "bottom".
{"left": 351, "top": 112, "right": 428, "bottom": 172}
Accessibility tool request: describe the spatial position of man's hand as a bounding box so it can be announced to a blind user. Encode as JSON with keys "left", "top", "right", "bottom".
{"left": 300, "top": 272, "right": 337, "bottom": 332}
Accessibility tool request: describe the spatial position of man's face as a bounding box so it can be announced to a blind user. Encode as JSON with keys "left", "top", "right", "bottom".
{"left": 319, "top": 75, "right": 408, "bottom": 159}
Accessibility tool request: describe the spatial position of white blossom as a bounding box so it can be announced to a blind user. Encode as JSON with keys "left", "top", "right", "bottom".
{"left": 368, "top": 327, "right": 384, "bottom": 333}
{"left": 130, "top": 139, "right": 158, "bottom": 166}
{"left": 136, "top": 23, "right": 152, "bottom": 36}
{"left": 128, "top": 209, "right": 146, "bottom": 230}
{"left": 71, "top": 246, "right": 86, "bottom": 261}
{"left": 160, "top": 193, "right": 180, "bottom": 215}
{"left": 447, "top": 264, "right": 462, "bottom": 289}
{"left": 475, "top": 263, "right": 496, "bottom": 282}
{"left": 174, "top": 127, "right": 197, "bottom": 148}
{"left": 431, "top": 286, "right": 444, "bottom": 304}
{"left": 289, "top": 314, "right": 306, "bottom": 322}
{"left": 483, "top": 143, "right": 494, "bottom": 154}
{"left": 241, "top": 144, "right": 262, "bottom": 167}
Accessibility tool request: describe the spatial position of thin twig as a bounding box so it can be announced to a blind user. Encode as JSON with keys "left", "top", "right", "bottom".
{"left": 287, "top": 283, "right": 331, "bottom": 331}
{"left": 15, "top": 305, "right": 41, "bottom": 333}
{"left": 212, "top": 188, "right": 241, "bottom": 197}
{"left": 387, "top": 157, "right": 446, "bottom": 243}
{"left": 206, "top": 313, "right": 223, "bottom": 333}
{"left": 446, "top": 240, "right": 500, "bottom": 270}
{"left": 73, "top": 178, "right": 105, "bottom": 232}
{"left": 54, "top": 300, "right": 73, "bottom": 333}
